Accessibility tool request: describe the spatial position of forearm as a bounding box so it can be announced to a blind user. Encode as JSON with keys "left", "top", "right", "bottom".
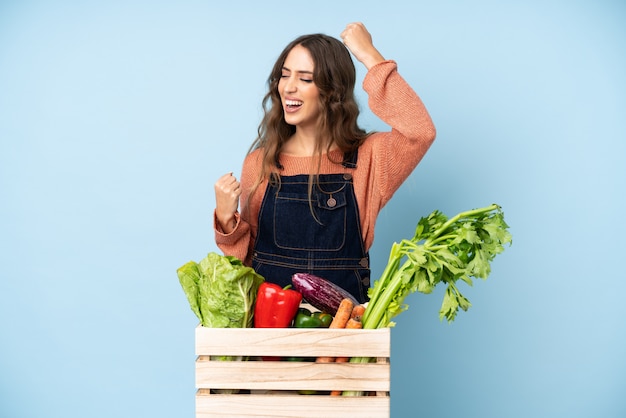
{"left": 358, "top": 48, "right": 385, "bottom": 70}
{"left": 215, "top": 212, "right": 238, "bottom": 234}
{"left": 214, "top": 210, "right": 252, "bottom": 263}
{"left": 214, "top": 150, "right": 263, "bottom": 264}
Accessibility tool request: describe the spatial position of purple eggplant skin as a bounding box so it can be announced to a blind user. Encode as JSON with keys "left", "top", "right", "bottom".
{"left": 291, "top": 273, "right": 358, "bottom": 316}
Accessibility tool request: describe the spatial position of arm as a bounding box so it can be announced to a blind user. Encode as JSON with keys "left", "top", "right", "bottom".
{"left": 343, "top": 23, "right": 436, "bottom": 204}
{"left": 214, "top": 152, "right": 262, "bottom": 264}
{"left": 214, "top": 170, "right": 251, "bottom": 263}
{"left": 342, "top": 22, "right": 435, "bottom": 141}
{"left": 365, "top": 61, "right": 436, "bottom": 204}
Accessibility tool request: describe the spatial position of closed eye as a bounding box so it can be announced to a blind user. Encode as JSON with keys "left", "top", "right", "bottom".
{"left": 281, "top": 66, "right": 313, "bottom": 83}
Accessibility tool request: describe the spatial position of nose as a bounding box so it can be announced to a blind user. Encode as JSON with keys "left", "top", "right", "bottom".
{"left": 283, "top": 75, "right": 297, "bottom": 93}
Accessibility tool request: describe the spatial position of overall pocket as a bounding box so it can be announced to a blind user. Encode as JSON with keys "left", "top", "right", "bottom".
{"left": 273, "top": 190, "right": 347, "bottom": 251}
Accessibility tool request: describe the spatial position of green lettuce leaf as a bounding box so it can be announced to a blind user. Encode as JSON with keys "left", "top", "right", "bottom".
{"left": 177, "top": 253, "right": 264, "bottom": 328}
{"left": 177, "top": 261, "right": 203, "bottom": 323}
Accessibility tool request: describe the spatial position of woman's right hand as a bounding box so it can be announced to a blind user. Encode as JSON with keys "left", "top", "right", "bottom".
{"left": 214, "top": 172, "right": 241, "bottom": 233}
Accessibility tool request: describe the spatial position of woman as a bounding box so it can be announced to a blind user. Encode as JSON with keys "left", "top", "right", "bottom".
{"left": 213, "top": 22, "right": 436, "bottom": 303}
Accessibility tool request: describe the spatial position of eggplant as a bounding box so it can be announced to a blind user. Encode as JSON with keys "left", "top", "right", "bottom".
{"left": 291, "top": 273, "right": 358, "bottom": 316}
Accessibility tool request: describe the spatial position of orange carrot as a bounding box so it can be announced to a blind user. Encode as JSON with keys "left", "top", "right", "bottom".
{"left": 350, "top": 304, "right": 366, "bottom": 321}
{"left": 316, "top": 298, "right": 355, "bottom": 363}
{"left": 329, "top": 298, "right": 354, "bottom": 329}
{"left": 345, "top": 317, "right": 363, "bottom": 329}
{"left": 332, "top": 318, "right": 363, "bottom": 370}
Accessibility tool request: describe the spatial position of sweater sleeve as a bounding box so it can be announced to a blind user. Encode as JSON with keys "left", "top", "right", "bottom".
{"left": 214, "top": 210, "right": 251, "bottom": 262}
{"left": 363, "top": 60, "right": 436, "bottom": 205}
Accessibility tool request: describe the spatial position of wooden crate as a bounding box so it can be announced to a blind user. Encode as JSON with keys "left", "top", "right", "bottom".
{"left": 195, "top": 326, "right": 391, "bottom": 418}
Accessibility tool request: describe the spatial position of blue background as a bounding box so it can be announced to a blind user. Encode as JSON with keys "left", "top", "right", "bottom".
{"left": 1, "top": 1, "right": 625, "bottom": 417}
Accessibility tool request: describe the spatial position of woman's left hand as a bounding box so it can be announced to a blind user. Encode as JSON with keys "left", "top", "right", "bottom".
{"left": 340, "top": 22, "right": 385, "bottom": 69}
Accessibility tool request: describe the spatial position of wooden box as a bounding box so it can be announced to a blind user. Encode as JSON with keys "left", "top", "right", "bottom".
{"left": 195, "top": 326, "right": 391, "bottom": 417}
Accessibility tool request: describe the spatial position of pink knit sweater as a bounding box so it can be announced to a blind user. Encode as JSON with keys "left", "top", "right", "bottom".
{"left": 214, "top": 60, "right": 436, "bottom": 266}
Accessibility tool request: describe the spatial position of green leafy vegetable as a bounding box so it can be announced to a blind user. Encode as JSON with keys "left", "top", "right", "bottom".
{"left": 177, "top": 252, "right": 264, "bottom": 328}
{"left": 363, "top": 203, "right": 512, "bottom": 329}
{"left": 342, "top": 204, "right": 512, "bottom": 396}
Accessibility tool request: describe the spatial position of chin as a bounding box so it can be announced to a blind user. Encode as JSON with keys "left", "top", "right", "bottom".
{"left": 283, "top": 116, "right": 301, "bottom": 126}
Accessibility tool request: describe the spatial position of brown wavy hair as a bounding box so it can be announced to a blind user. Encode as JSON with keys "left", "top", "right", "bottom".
{"left": 248, "top": 33, "right": 369, "bottom": 189}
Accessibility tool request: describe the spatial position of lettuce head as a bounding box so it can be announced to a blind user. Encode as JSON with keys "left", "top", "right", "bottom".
{"left": 177, "top": 252, "right": 264, "bottom": 328}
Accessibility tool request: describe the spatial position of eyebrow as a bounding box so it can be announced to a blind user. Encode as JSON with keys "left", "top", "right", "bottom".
{"left": 281, "top": 66, "right": 314, "bottom": 75}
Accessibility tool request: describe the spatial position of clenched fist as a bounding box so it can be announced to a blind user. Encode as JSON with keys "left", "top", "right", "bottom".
{"left": 340, "top": 22, "right": 385, "bottom": 70}
{"left": 214, "top": 172, "right": 241, "bottom": 233}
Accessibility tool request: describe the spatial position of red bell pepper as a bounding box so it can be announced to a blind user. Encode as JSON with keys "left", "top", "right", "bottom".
{"left": 254, "top": 283, "right": 302, "bottom": 328}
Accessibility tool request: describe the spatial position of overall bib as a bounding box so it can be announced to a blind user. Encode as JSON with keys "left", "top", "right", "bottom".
{"left": 251, "top": 152, "right": 370, "bottom": 303}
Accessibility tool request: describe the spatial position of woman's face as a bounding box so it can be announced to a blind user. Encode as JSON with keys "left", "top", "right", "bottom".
{"left": 278, "top": 44, "right": 321, "bottom": 131}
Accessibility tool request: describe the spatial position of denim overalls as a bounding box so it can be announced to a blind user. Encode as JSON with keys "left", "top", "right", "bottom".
{"left": 251, "top": 151, "right": 370, "bottom": 303}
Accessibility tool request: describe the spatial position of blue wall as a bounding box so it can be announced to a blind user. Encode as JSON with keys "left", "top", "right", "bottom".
{"left": 1, "top": 1, "right": 624, "bottom": 417}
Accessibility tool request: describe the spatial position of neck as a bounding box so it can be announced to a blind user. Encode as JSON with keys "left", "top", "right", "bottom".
{"left": 283, "top": 129, "right": 332, "bottom": 157}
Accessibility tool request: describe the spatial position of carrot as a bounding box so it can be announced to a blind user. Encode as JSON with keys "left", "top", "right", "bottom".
{"left": 329, "top": 298, "right": 354, "bottom": 329}
{"left": 316, "top": 298, "right": 355, "bottom": 363}
{"left": 344, "top": 317, "right": 363, "bottom": 329}
{"left": 331, "top": 317, "right": 363, "bottom": 372}
{"left": 350, "top": 304, "right": 366, "bottom": 321}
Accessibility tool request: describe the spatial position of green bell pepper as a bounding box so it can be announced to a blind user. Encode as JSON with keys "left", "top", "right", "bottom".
{"left": 294, "top": 307, "right": 331, "bottom": 328}
{"left": 313, "top": 311, "right": 333, "bottom": 327}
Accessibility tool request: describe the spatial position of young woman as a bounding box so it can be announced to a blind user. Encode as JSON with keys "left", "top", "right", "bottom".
{"left": 213, "top": 22, "right": 436, "bottom": 303}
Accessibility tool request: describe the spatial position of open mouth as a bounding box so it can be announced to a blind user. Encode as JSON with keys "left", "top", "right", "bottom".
{"left": 285, "top": 99, "right": 303, "bottom": 110}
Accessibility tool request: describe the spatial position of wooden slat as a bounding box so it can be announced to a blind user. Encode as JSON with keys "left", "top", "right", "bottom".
{"left": 196, "top": 359, "right": 390, "bottom": 392}
{"left": 195, "top": 327, "right": 390, "bottom": 357}
{"left": 196, "top": 392, "right": 390, "bottom": 418}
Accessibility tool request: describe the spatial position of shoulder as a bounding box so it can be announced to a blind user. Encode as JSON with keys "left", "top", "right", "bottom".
{"left": 240, "top": 148, "right": 264, "bottom": 181}
{"left": 243, "top": 148, "right": 263, "bottom": 166}
{"left": 358, "top": 132, "right": 387, "bottom": 153}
